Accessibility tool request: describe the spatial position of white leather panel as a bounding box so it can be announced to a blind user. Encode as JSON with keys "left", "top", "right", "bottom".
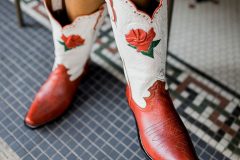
{"left": 106, "top": 0, "right": 168, "bottom": 108}
{"left": 44, "top": 1, "right": 107, "bottom": 81}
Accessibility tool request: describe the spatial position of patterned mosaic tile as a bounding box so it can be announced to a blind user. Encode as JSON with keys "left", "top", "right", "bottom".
{"left": 1, "top": 0, "right": 240, "bottom": 159}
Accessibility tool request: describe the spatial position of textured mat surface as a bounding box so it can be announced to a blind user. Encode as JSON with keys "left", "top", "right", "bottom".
{"left": 0, "top": 0, "right": 240, "bottom": 160}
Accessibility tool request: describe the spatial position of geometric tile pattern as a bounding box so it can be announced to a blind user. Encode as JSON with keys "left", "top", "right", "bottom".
{"left": 167, "top": 60, "right": 240, "bottom": 159}
{"left": 1, "top": 0, "right": 239, "bottom": 160}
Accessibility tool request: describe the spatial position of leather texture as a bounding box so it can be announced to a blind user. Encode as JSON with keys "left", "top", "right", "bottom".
{"left": 127, "top": 81, "right": 198, "bottom": 160}
{"left": 25, "top": 0, "right": 107, "bottom": 127}
{"left": 25, "top": 64, "right": 87, "bottom": 127}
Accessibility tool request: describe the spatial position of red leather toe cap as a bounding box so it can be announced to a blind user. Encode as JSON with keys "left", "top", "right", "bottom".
{"left": 127, "top": 81, "right": 198, "bottom": 160}
{"left": 25, "top": 65, "right": 85, "bottom": 128}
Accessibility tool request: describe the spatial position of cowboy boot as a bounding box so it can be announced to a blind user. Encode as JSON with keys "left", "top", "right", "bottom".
{"left": 105, "top": 0, "right": 198, "bottom": 159}
{"left": 24, "top": 0, "right": 107, "bottom": 128}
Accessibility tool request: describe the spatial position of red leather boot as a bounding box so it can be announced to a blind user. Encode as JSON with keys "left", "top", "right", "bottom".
{"left": 105, "top": 0, "right": 198, "bottom": 159}
{"left": 24, "top": 0, "right": 107, "bottom": 128}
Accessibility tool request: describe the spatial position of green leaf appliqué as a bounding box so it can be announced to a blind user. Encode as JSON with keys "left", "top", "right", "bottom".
{"left": 58, "top": 41, "right": 70, "bottom": 52}
{"left": 128, "top": 39, "right": 161, "bottom": 58}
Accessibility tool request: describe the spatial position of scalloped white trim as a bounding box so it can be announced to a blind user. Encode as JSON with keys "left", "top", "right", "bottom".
{"left": 106, "top": 0, "right": 168, "bottom": 108}
{"left": 44, "top": 0, "right": 107, "bottom": 81}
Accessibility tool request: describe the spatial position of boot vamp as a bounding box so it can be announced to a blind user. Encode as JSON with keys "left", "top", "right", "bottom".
{"left": 128, "top": 81, "right": 198, "bottom": 160}
{"left": 25, "top": 65, "right": 81, "bottom": 126}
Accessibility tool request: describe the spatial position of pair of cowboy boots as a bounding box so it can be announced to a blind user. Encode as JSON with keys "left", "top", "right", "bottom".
{"left": 25, "top": 0, "right": 198, "bottom": 159}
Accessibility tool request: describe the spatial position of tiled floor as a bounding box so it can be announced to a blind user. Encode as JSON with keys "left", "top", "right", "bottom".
{"left": 0, "top": 0, "right": 239, "bottom": 159}
{"left": 169, "top": 0, "right": 240, "bottom": 96}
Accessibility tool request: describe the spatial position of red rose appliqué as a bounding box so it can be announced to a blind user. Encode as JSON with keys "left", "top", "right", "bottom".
{"left": 59, "top": 34, "right": 85, "bottom": 51}
{"left": 125, "top": 28, "right": 160, "bottom": 58}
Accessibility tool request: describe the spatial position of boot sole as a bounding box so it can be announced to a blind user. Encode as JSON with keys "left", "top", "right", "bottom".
{"left": 24, "top": 110, "right": 69, "bottom": 129}
{"left": 24, "top": 119, "right": 41, "bottom": 129}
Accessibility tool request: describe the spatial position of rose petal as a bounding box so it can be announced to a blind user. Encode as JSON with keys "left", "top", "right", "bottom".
{"left": 125, "top": 27, "right": 156, "bottom": 53}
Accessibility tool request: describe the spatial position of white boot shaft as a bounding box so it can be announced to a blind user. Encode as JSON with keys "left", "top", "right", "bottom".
{"left": 44, "top": 0, "right": 107, "bottom": 81}
{"left": 105, "top": 0, "right": 168, "bottom": 108}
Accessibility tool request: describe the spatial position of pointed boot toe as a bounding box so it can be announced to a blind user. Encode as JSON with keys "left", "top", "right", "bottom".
{"left": 25, "top": 65, "right": 84, "bottom": 128}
